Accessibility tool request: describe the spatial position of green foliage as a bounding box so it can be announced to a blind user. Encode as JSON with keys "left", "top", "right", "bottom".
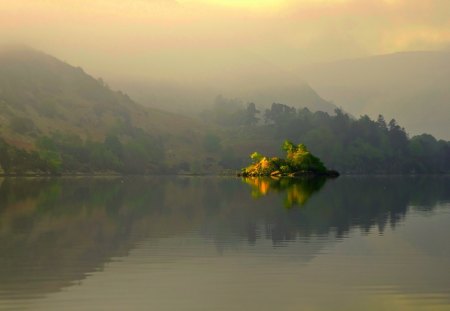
{"left": 0, "top": 139, "right": 11, "bottom": 172}
{"left": 280, "top": 165, "right": 291, "bottom": 174}
{"left": 0, "top": 138, "right": 50, "bottom": 174}
{"left": 250, "top": 152, "right": 263, "bottom": 163}
{"left": 4, "top": 126, "right": 164, "bottom": 175}
{"left": 281, "top": 140, "right": 327, "bottom": 173}
{"left": 242, "top": 141, "right": 333, "bottom": 177}
{"left": 0, "top": 48, "right": 176, "bottom": 175}
{"left": 264, "top": 103, "right": 296, "bottom": 124}
{"left": 105, "top": 134, "right": 123, "bottom": 158}
{"left": 0, "top": 124, "right": 168, "bottom": 175}
{"left": 37, "top": 135, "right": 79, "bottom": 173}
{"left": 234, "top": 104, "right": 450, "bottom": 174}
{"left": 38, "top": 150, "right": 62, "bottom": 174}
{"left": 282, "top": 140, "right": 295, "bottom": 153}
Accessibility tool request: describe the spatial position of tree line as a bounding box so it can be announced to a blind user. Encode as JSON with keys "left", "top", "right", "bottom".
{"left": 206, "top": 100, "right": 450, "bottom": 174}
{"left": 1, "top": 100, "right": 449, "bottom": 175}
{"left": 0, "top": 128, "right": 165, "bottom": 175}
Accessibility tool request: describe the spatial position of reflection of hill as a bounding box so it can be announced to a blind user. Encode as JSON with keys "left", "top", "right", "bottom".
{"left": 0, "top": 176, "right": 449, "bottom": 301}
{"left": 0, "top": 178, "right": 180, "bottom": 298}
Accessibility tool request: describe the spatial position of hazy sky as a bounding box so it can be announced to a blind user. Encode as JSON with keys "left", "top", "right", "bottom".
{"left": 1, "top": 0, "right": 449, "bottom": 83}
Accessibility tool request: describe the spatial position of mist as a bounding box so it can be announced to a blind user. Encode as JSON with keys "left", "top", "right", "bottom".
{"left": 1, "top": 0, "right": 449, "bottom": 83}
{"left": 2, "top": 0, "right": 450, "bottom": 138}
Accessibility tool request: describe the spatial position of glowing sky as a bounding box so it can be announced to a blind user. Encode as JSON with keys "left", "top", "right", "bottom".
{"left": 1, "top": 0, "right": 449, "bottom": 82}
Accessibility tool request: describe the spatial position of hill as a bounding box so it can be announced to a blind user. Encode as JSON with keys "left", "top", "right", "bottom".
{"left": 0, "top": 47, "right": 213, "bottom": 174}
{"left": 298, "top": 51, "right": 450, "bottom": 140}
{"left": 109, "top": 67, "right": 337, "bottom": 116}
{"left": 0, "top": 47, "right": 448, "bottom": 175}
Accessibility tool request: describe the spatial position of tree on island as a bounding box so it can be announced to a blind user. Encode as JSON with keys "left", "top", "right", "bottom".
{"left": 240, "top": 140, "right": 338, "bottom": 177}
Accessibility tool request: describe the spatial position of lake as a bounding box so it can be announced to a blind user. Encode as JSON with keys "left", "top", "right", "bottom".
{"left": 0, "top": 176, "right": 449, "bottom": 310}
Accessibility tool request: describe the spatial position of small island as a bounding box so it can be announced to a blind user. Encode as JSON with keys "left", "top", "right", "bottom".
{"left": 239, "top": 140, "right": 339, "bottom": 177}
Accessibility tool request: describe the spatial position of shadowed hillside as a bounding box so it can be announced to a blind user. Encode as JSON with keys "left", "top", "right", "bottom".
{"left": 0, "top": 47, "right": 215, "bottom": 174}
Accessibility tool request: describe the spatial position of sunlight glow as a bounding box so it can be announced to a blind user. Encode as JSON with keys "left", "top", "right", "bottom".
{"left": 180, "top": 0, "right": 351, "bottom": 10}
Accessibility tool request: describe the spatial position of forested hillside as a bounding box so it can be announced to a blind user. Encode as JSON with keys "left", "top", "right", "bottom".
{"left": 211, "top": 103, "right": 450, "bottom": 174}
{"left": 0, "top": 47, "right": 213, "bottom": 174}
{"left": 0, "top": 47, "right": 449, "bottom": 175}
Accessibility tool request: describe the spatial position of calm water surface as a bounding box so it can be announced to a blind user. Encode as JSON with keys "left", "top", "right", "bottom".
{"left": 0, "top": 176, "right": 449, "bottom": 310}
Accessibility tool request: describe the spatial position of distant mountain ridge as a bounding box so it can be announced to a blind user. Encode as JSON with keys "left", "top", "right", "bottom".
{"left": 298, "top": 50, "right": 450, "bottom": 140}
{"left": 109, "top": 68, "right": 337, "bottom": 116}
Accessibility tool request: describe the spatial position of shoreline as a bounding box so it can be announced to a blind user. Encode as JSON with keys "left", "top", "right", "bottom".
{"left": 1, "top": 172, "right": 450, "bottom": 178}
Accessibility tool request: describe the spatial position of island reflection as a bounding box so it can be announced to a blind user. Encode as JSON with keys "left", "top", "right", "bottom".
{"left": 243, "top": 177, "right": 327, "bottom": 208}
{"left": 0, "top": 176, "right": 449, "bottom": 303}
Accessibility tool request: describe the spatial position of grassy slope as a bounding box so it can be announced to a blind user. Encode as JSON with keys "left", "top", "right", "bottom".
{"left": 0, "top": 47, "right": 216, "bottom": 170}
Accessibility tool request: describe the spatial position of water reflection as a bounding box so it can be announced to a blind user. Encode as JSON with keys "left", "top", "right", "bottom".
{"left": 0, "top": 176, "right": 449, "bottom": 309}
{"left": 0, "top": 177, "right": 166, "bottom": 299}
{"left": 243, "top": 176, "right": 326, "bottom": 207}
